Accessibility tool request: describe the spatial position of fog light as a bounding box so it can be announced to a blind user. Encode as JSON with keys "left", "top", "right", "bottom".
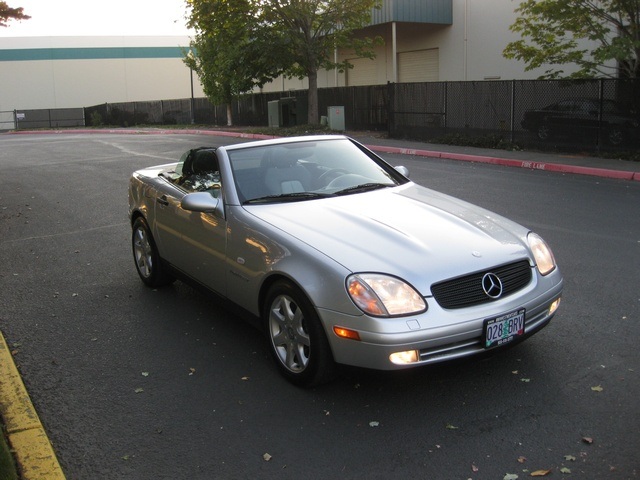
{"left": 389, "top": 350, "right": 419, "bottom": 365}
{"left": 549, "top": 298, "right": 561, "bottom": 315}
{"left": 333, "top": 326, "right": 361, "bottom": 341}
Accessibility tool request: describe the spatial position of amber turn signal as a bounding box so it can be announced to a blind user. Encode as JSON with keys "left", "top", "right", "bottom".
{"left": 333, "top": 326, "right": 361, "bottom": 341}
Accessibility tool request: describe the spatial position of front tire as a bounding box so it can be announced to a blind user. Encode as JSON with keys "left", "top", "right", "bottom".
{"left": 606, "top": 127, "right": 624, "bottom": 146}
{"left": 263, "top": 280, "right": 336, "bottom": 387}
{"left": 131, "top": 217, "right": 175, "bottom": 288}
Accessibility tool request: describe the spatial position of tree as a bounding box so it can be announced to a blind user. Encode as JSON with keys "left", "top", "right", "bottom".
{"left": 263, "top": 0, "right": 381, "bottom": 124}
{"left": 0, "top": 1, "right": 30, "bottom": 27}
{"left": 186, "top": 0, "right": 381, "bottom": 125}
{"left": 185, "top": 0, "right": 286, "bottom": 126}
{"left": 503, "top": 0, "right": 640, "bottom": 79}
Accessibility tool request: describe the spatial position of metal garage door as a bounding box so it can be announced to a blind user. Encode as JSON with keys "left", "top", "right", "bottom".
{"left": 398, "top": 48, "right": 439, "bottom": 82}
{"left": 346, "top": 57, "right": 378, "bottom": 86}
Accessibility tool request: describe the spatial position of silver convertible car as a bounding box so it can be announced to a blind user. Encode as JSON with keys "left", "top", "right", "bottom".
{"left": 129, "top": 135, "right": 563, "bottom": 386}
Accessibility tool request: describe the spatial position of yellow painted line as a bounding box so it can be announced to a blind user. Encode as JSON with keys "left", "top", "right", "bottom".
{"left": 0, "top": 330, "right": 65, "bottom": 480}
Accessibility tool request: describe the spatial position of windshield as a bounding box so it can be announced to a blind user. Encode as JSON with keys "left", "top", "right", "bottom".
{"left": 227, "top": 138, "right": 408, "bottom": 204}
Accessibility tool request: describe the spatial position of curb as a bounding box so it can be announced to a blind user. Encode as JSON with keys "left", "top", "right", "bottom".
{"left": 0, "top": 331, "right": 65, "bottom": 480}
{"left": 6, "top": 127, "right": 640, "bottom": 181}
{"left": 368, "top": 145, "right": 640, "bottom": 182}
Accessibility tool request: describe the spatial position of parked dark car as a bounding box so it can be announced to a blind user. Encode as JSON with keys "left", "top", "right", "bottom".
{"left": 521, "top": 98, "right": 640, "bottom": 146}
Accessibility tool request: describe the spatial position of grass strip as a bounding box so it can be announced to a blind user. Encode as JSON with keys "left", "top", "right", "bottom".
{"left": 0, "top": 424, "right": 19, "bottom": 480}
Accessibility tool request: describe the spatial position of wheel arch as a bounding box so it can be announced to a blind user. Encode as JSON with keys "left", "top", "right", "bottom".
{"left": 258, "top": 273, "right": 308, "bottom": 319}
{"left": 130, "top": 209, "right": 146, "bottom": 226}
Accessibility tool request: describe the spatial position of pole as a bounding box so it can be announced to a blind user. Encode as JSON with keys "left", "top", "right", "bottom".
{"left": 190, "top": 66, "right": 195, "bottom": 125}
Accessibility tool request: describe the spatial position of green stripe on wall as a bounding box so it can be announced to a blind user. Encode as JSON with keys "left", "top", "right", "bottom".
{"left": 0, "top": 46, "right": 187, "bottom": 62}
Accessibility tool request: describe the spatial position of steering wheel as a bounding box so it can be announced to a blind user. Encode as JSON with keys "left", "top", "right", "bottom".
{"left": 318, "top": 168, "right": 350, "bottom": 186}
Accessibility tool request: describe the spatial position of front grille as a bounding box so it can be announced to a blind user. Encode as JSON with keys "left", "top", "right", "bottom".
{"left": 431, "top": 260, "right": 532, "bottom": 309}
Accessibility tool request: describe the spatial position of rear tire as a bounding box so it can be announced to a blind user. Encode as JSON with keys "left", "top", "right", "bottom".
{"left": 536, "top": 124, "right": 552, "bottom": 141}
{"left": 263, "top": 280, "right": 336, "bottom": 387}
{"left": 131, "top": 217, "right": 175, "bottom": 288}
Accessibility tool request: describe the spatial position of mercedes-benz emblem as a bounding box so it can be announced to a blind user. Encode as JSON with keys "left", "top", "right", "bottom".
{"left": 482, "top": 273, "right": 503, "bottom": 299}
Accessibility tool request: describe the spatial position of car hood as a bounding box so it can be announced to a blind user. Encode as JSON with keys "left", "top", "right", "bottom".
{"left": 244, "top": 183, "right": 532, "bottom": 294}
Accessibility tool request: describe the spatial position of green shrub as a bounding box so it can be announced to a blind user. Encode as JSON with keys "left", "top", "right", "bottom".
{"left": 90, "top": 111, "right": 103, "bottom": 127}
{"left": 429, "top": 133, "right": 521, "bottom": 150}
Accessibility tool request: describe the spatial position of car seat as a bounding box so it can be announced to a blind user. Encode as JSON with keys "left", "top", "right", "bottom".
{"left": 263, "top": 149, "right": 311, "bottom": 194}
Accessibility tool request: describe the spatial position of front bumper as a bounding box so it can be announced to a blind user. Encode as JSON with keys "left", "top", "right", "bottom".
{"left": 318, "top": 277, "right": 563, "bottom": 371}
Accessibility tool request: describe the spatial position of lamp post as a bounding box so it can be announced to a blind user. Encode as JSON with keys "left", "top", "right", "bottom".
{"left": 188, "top": 49, "right": 195, "bottom": 125}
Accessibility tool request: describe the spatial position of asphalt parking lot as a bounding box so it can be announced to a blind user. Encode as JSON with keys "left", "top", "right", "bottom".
{"left": 1, "top": 131, "right": 639, "bottom": 479}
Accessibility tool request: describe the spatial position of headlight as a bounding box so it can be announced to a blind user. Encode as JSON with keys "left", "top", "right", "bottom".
{"left": 347, "top": 274, "right": 427, "bottom": 317}
{"left": 528, "top": 232, "right": 556, "bottom": 276}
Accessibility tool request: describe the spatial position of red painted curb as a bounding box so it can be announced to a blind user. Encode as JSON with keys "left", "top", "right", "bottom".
{"left": 6, "top": 128, "right": 639, "bottom": 181}
{"left": 368, "top": 145, "right": 639, "bottom": 182}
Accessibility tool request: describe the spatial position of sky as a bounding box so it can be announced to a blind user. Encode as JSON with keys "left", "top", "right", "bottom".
{"left": 0, "top": 0, "right": 193, "bottom": 37}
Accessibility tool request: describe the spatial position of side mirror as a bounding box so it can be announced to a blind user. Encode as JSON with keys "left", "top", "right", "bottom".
{"left": 181, "top": 191, "right": 224, "bottom": 218}
{"left": 395, "top": 165, "right": 410, "bottom": 178}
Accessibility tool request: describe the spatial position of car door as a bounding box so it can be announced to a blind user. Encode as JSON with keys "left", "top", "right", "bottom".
{"left": 572, "top": 100, "right": 600, "bottom": 136}
{"left": 546, "top": 100, "right": 574, "bottom": 136}
{"left": 153, "top": 172, "right": 228, "bottom": 297}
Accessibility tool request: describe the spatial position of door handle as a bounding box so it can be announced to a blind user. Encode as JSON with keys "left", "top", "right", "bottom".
{"left": 157, "top": 195, "right": 169, "bottom": 207}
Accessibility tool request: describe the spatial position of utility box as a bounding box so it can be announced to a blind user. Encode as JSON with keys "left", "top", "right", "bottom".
{"left": 327, "top": 106, "right": 345, "bottom": 131}
{"left": 268, "top": 100, "right": 280, "bottom": 128}
{"left": 268, "top": 97, "right": 300, "bottom": 127}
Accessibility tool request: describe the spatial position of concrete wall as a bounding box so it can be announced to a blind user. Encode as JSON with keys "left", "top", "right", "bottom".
{"left": 0, "top": 36, "right": 205, "bottom": 111}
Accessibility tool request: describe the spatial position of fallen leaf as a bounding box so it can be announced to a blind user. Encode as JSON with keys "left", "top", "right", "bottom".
{"left": 263, "top": 453, "right": 272, "bottom": 461}
{"left": 446, "top": 423, "right": 459, "bottom": 430}
{"left": 471, "top": 464, "right": 479, "bottom": 472}
{"left": 591, "top": 385, "right": 603, "bottom": 392}
{"left": 531, "top": 469, "right": 552, "bottom": 476}
{"left": 241, "top": 376, "right": 250, "bottom": 381}
{"left": 141, "top": 372, "right": 149, "bottom": 377}
{"left": 582, "top": 437, "right": 594, "bottom": 444}
{"left": 521, "top": 378, "right": 531, "bottom": 383}
{"left": 503, "top": 474, "right": 519, "bottom": 480}
{"left": 560, "top": 467, "right": 571, "bottom": 474}
{"left": 369, "top": 421, "right": 380, "bottom": 427}
{"left": 512, "top": 370, "right": 519, "bottom": 374}
{"left": 517, "top": 456, "right": 527, "bottom": 463}
{"left": 189, "top": 368, "right": 196, "bottom": 375}
{"left": 564, "top": 455, "right": 576, "bottom": 461}
{"left": 134, "top": 387, "right": 144, "bottom": 394}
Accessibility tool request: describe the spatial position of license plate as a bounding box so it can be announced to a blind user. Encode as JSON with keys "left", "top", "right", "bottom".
{"left": 483, "top": 309, "right": 525, "bottom": 349}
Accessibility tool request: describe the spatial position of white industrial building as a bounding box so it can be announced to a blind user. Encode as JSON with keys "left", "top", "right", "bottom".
{"left": 0, "top": 0, "right": 586, "bottom": 112}
{"left": 0, "top": 35, "right": 203, "bottom": 111}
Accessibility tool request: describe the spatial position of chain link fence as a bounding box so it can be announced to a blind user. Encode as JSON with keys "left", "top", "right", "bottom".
{"left": 7, "top": 108, "right": 85, "bottom": 130}
{"left": 7, "top": 79, "right": 639, "bottom": 153}
{"left": 391, "top": 79, "right": 640, "bottom": 152}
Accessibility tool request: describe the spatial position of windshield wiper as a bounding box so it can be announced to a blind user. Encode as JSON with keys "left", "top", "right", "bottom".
{"left": 334, "top": 183, "right": 392, "bottom": 196}
{"left": 244, "top": 192, "right": 334, "bottom": 204}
